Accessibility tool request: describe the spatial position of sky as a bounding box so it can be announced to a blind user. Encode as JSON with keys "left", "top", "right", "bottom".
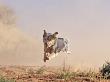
{"left": 0, "top": 0, "right": 110, "bottom": 69}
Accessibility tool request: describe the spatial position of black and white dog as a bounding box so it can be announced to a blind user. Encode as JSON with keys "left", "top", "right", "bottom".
{"left": 43, "top": 30, "right": 71, "bottom": 62}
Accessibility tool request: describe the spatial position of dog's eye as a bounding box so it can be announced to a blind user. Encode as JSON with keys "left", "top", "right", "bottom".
{"left": 47, "top": 36, "right": 50, "bottom": 40}
{"left": 47, "top": 36, "right": 51, "bottom": 41}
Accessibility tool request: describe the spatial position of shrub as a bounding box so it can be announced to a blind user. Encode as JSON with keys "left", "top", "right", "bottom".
{"left": 0, "top": 76, "right": 15, "bottom": 82}
{"left": 56, "top": 68, "right": 75, "bottom": 81}
{"left": 27, "top": 68, "right": 35, "bottom": 75}
{"left": 36, "top": 66, "right": 45, "bottom": 74}
{"left": 100, "top": 61, "right": 110, "bottom": 79}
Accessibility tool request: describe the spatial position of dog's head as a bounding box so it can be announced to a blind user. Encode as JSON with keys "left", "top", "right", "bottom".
{"left": 47, "top": 32, "right": 58, "bottom": 41}
{"left": 43, "top": 30, "right": 58, "bottom": 47}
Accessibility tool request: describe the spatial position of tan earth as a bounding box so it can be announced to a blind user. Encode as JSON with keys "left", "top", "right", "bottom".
{"left": 0, "top": 65, "right": 109, "bottom": 82}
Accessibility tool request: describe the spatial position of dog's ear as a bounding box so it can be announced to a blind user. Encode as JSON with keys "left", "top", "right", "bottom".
{"left": 43, "top": 30, "right": 47, "bottom": 37}
{"left": 53, "top": 32, "right": 58, "bottom": 37}
{"left": 44, "top": 30, "right": 47, "bottom": 34}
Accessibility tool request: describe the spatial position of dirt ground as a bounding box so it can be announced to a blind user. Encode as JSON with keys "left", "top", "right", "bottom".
{"left": 0, "top": 65, "right": 109, "bottom": 82}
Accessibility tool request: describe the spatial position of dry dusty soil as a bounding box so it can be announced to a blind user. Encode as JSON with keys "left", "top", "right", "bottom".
{"left": 0, "top": 65, "right": 109, "bottom": 82}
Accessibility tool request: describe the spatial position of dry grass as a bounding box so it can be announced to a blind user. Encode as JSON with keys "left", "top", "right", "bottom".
{"left": 0, "top": 66, "right": 110, "bottom": 82}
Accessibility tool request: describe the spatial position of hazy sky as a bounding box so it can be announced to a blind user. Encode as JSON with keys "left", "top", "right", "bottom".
{"left": 0, "top": 0, "right": 110, "bottom": 68}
